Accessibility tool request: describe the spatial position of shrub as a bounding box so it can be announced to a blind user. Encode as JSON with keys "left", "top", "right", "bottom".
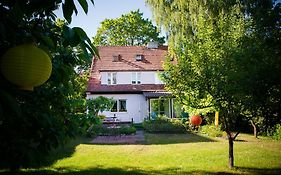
{"left": 199, "top": 124, "right": 225, "bottom": 137}
{"left": 273, "top": 124, "right": 281, "bottom": 140}
{"left": 143, "top": 115, "right": 187, "bottom": 133}
{"left": 88, "top": 124, "right": 136, "bottom": 136}
{"left": 133, "top": 123, "right": 144, "bottom": 129}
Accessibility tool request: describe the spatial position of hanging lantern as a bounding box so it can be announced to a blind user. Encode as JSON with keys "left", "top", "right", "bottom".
{"left": 190, "top": 115, "right": 202, "bottom": 126}
{"left": 0, "top": 44, "right": 52, "bottom": 91}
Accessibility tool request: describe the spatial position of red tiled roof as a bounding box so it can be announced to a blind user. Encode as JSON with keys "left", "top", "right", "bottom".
{"left": 87, "top": 45, "right": 170, "bottom": 93}
{"left": 93, "top": 45, "right": 168, "bottom": 71}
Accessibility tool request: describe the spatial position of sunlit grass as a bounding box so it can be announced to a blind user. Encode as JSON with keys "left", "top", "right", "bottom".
{"left": 2, "top": 133, "right": 281, "bottom": 175}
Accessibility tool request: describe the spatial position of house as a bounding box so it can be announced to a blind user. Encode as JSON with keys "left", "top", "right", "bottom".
{"left": 86, "top": 42, "right": 182, "bottom": 123}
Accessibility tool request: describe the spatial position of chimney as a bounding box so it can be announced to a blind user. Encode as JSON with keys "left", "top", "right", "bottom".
{"left": 147, "top": 41, "right": 159, "bottom": 49}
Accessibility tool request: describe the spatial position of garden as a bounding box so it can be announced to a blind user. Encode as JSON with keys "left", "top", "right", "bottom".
{"left": 1, "top": 0, "right": 281, "bottom": 174}
{"left": 1, "top": 127, "right": 281, "bottom": 175}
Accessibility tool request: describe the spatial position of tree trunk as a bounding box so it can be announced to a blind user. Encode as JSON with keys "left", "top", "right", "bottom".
{"left": 250, "top": 120, "right": 258, "bottom": 138}
{"left": 227, "top": 132, "right": 234, "bottom": 169}
{"left": 226, "top": 131, "right": 240, "bottom": 169}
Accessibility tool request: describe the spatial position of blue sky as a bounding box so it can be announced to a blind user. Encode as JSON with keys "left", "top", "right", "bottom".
{"left": 55, "top": 0, "right": 281, "bottom": 39}
{"left": 55, "top": 0, "right": 153, "bottom": 39}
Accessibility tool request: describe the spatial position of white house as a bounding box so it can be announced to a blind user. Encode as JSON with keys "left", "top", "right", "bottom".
{"left": 86, "top": 43, "right": 182, "bottom": 123}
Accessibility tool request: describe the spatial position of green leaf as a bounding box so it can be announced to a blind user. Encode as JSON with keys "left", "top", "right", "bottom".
{"left": 73, "top": 27, "right": 99, "bottom": 57}
{"left": 63, "top": 25, "right": 80, "bottom": 47}
{"left": 73, "top": 27, "right": 88, "bottom": 41}
{"left": 62, "top": 0, "right": 77, "bottom": 23}
{"left": 78, "top": 0, "right": 88, "bottom": 14}
{"left": 89, "top": 0, "right": 95, "bottom": 5}
{"left": 40, "top": 35, "right": 55, "bottom": 49}
{"left": 0, "top": 90, "right": 22, "bottom": 118}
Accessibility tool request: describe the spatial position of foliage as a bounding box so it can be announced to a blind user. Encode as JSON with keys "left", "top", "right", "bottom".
{"left": 68, "top": 96, "right": 115, "bottom": 135}
{"left": 238, "top": 0, "right": 281, "bottom": 135}
{"left": 93, "top": 10, "right": 165, "bottom": 46}
{"left": 143, "top": 115, "right": 186, "bottom": 133}
{"left": 87, "top": 96, "right": 115, "bottom": 117}
{"left": 133, "top": 123, "right": 144, "bottom": 129}
{"left": 0, "top": 0, "right": 96, "bottom": 170}
{"left": 146, "top": 0, "right": 281, "bottom": 168}
{"left": 89, "top": 124, "right": 136, "bottom": 136}
{"left": 272, "top": 124, "right": 281, "bottom": 140}
{"left": 199, "top": 125, "right": 225, "bottom": 138}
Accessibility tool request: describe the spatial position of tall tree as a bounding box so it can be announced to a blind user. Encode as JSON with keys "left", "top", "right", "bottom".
{"left": 0, "top": 0, "right": 97, "bottom": 170}
{"left": 93, "top": 10, "right": 165, "bottom": 46}
{"left": 146, "top": 0, "right": 281, "bottom": 168}
{"left": 239, "top": 0, "right": 281, "bottom": 136}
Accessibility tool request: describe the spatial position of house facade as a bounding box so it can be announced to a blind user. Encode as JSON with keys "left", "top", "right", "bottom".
{"left": 86, "top": 43, "right": 182, "bottom": 123}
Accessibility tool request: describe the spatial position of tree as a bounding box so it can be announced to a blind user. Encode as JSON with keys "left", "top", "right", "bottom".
{"left": 239, "top": 0, "right": 281, "bottom": 137}
{"left": 0, "top": 0, "right": 97, "bottom": 170}
{"left": 93, "top": 10, "right": 165, "bottom": 46}
{"left": 146, "top": 0, "right": 281, "bottom": 168}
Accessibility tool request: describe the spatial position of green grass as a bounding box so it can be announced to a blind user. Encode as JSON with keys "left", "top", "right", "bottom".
{"left": 1, "top": 133, "right": 281, "bottom": 175}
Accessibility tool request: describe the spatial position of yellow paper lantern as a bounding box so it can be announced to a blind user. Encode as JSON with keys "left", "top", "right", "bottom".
{"left": 0, "top": 44, "right": 52, "bottom": 91}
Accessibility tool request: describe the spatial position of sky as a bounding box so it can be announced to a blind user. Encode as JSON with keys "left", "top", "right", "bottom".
{"left": 55, "top": 0, "right": 281, "bottom": 40}
{"left": 55, "top": 0, "right": 154, "bottom": 39}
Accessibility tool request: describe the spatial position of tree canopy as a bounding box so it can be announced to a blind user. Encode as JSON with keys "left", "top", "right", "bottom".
{"left": 146, "top": 0, "right": 281, "bottom": 168}
{"left": 0, "top": 0, "right": 98, "bottom": 170}
{"left": 93, "top": 10, "right": 165, "bottom": 46}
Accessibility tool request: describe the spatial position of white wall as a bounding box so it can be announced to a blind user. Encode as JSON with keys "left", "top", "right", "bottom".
{"left": 87, "top": 94, "right": 148, "bottom": 123}
{"left": 100, "top": 71, "right": 164, "bottom": 85}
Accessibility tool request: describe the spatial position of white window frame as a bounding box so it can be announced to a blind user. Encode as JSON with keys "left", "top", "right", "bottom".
{"left": 111, "top": 99, "right": 127, "bottom": 112}
{"left": 132, "top": 72, "right": 141, "bottom": 84}
{"left": 107, "top": 72, "right": 117, "bottom": 85}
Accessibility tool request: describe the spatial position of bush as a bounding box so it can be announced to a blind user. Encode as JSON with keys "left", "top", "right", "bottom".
{"left": 273, "top": 124, "right": 281, "bottom": 140}
{"left": 143, "top": 115, "right": 187, "bottom": 133}
{"left": 133, "top": 123, "right": 144, "bottom": 129}
{"left": 199, "top": 124, "right": 225, "bottom": 137}
{"left": 88, "top": 124, "right": 136, "bottom": 136}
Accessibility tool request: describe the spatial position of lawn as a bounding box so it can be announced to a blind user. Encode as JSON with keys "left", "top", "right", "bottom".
{"left": 1, "top": 132, "right": 281, "bottom": 175}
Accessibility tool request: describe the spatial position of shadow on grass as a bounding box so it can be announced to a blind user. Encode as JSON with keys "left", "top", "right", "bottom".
{"left": 235, "top": 167, "right": 281, "bottom": 175}
{"left": 143, "top": 132, "right": 215, "bottom": 145}
{"left": 1, "top": 166, "right": 281, "bottom": 175}
{"left": 88, "top": 131, "right": 215, "bottom": 145}
{"left": 33, "top": 136, "right": 92, "bottom": 168}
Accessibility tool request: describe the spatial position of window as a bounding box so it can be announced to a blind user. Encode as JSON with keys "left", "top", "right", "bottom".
{"left": 150, "top": 99, "right": 170, "bottom": 118}
{"left": 119, "top": 100, "right": 127, "bottom": 112}
{"left": 111, "top": 99, "right": 127, "bottom": 112}
{"left": 107, "top": 72, "right": 117, "bottom": 85}
{"left": 135, "top": 54, "right": 144, "bottom": 61}
{"left": 111, "top": 100, "right": 118, "bottom": 112}
{"left": 132, "top": 72, "right": 141, "bottom": 84}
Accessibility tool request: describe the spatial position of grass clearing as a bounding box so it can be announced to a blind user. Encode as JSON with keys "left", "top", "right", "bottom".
{"left": 1, "top": 132, "right": 281, "bottom": 175}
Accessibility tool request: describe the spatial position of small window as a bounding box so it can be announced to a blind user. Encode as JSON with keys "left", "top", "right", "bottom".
{"left": 107, "top": 72, "right": 117, "bottom": 85}
{"left": 135, "top": 54, "right": 144, "bottom": 61}
{"left": 119, "top": 100, "right": 127, "bottom": 112}
{"left": 132, "top": 72, "right": 141, "bottom": 84}
{"left": 111, "top": 100, "right": 117, "bottom": 112}
{"left": 110, "top": 99, "right": 127, "bottom": 112}
{"left": 113, "top": 54, "right": 121, "bottom": 62}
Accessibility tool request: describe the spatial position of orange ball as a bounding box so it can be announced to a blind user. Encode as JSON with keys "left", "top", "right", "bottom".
{"left": 190, "top": 115, "right": 202, "bottom": 126}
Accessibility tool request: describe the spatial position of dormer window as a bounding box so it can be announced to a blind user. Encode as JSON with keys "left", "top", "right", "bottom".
{"left": 113, "top": 54, "right": 121, "bottom": 62}
{"left": 135, "top": 54, "right": 144, "bottom": 61}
